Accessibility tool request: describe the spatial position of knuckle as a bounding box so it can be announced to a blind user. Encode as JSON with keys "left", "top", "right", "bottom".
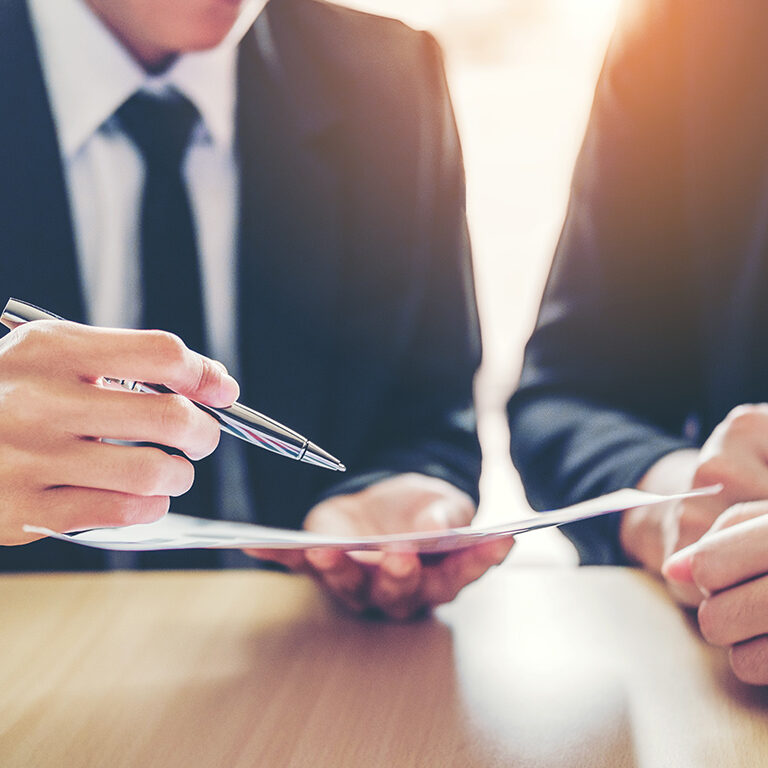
{"left": 729, "top": 645, "right": 759, "bottom": 684}
{"left": 175, "top": 397, "right": 201, "bottom": 441}
{"left": 149, "top": 330, "right": 187, "bottom": 368}
{"left": 113, "top": 494, "right": 169, "bottom": 526}
{"left": 107, "top": 492, "right": 147, "bottom": 526}
{"left": 132, "top": 450, "right": 171, "bottom": 496}
{"left": 157, "top": 396, "right": 217, "bottom": 458}
{"left": 0, "top": 446, "right": 42, "bottom": 488}
{"left": 693, "top": 456, "right": 738, "bottom": 488}
{"left": 158, "top": 394, "right": 195, "bottom": 443}
{"left": 2, "top": 321, "right": 59, "bottom": 367}
{"left": 104, "top": 494, "right": 135, "bottom": 526}
{"left": 9, "top": 321, "right": 39, "bottom": 349}
{"left": 14, "top": 320, "right": 54, "bottom": 345}
{"left": 136, "top": 494, "right": 170, "bottom": 523}
{"left": 194, "top": 357, "right": 219, "bottom": 396}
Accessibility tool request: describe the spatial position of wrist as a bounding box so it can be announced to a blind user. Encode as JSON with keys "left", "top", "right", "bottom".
{"left": 619, "top": 505, "right": 666, "bottom": 571}
{"left": 619, "top": 449, "right": 699, "bottom": 570}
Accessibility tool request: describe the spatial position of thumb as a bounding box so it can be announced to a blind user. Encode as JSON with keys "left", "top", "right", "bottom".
{"left": 416, "top": 498, "right": 472, "bottom": 532}
{"left": 662, "top": 543, "right": 707, "bottom": 607}
{"left": 662, "top": 542, "right": 696, "bottom": 584}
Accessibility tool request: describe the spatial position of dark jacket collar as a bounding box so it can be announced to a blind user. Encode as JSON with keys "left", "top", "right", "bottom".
{"left": 250, "top": 0, "right": 346, "bottom": 142}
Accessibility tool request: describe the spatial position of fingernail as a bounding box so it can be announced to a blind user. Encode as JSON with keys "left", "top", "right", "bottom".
{"left": 662, "top": 544, "right": 696, "bottom": 583}
{"left": 219, "top": 373, "right": 240, "bottom": 401}
{"left": 204, "top": 356, "right": 236, "bottom": 396}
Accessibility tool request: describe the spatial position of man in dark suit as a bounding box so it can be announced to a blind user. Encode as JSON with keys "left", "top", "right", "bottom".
{"left": 508, "top": 0, "right": 768, "bottom": 682}
{"left": 0, "top": 0, "right": 511, "bottom": 619}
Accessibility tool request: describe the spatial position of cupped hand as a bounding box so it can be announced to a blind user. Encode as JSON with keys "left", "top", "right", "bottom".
{"left": 245, "top": 473, "right": 513, "bottom": 620}
{"left": 624, "top": 404, "right": 768, "bottom": 605}
{"left": 0, "top": 320, "right": 238, "bottom": 545}
{"left": 663, "top": 501, "right": 768, "bottom": 685}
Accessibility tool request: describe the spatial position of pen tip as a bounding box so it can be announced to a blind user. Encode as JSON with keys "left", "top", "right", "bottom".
{"left": 303, "top": 441, "right": 346, "bottom": 472}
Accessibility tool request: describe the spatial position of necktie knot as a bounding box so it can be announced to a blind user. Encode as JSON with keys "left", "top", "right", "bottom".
{"left": 116, "top": 90, "right": 200, "bottom": 168}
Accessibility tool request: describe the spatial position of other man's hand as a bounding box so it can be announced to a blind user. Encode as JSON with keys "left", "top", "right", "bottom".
{"left": 622, "top": 404, "right": 768, "bottom": 605}
{"left": 663, "top": 502, "right": 768, "bottom": 685}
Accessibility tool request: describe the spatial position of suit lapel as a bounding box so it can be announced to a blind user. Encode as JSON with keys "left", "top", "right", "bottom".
{"left": 235, "top": 10, "right": 344, "bottom": 441}
{"left": 0, "top": 0, "right": 84, "bottom": 322}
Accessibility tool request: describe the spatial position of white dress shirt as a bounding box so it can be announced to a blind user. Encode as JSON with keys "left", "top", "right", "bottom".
{"left": 27, "top": 0, "right": 266, "bottom": 372}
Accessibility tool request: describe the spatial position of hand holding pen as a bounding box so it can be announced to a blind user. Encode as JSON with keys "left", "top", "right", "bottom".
{"left": 0, "top": 298, "right": 342, "bottom": 546}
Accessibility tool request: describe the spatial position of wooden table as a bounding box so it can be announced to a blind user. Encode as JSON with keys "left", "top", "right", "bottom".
{"left": 1, "top": 566, "right": 766, "bottom": 767}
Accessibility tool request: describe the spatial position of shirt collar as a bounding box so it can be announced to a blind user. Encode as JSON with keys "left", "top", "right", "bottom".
{"left": 28, "top": 0, "right": 268, "bottom": 158}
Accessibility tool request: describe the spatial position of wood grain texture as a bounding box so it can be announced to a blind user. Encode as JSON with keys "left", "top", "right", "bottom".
{"left": 0, "top": 567, "right": 766, "bottom": 767}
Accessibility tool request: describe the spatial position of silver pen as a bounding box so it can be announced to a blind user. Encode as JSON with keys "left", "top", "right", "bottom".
{"left": 1, "top": 298, "right": 346, "bottom": 472}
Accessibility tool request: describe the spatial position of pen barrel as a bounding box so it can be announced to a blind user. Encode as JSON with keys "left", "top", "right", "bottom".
{"left": 114, "top": 380, "right": 311, "bottom": 462}
{"left": 196, "top": 401, "right": 309, "bottom": 461}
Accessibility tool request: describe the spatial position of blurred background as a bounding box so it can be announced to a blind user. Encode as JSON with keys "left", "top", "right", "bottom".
{"left": 342, "top": 0, "right": 623, "bottom": 564}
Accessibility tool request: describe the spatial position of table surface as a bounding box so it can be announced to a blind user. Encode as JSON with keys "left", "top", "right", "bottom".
{"left": 1, "top": 566, "right": 766, "bottom": 768}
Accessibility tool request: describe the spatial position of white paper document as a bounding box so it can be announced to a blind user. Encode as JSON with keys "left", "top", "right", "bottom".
{"left": 22, "top": 486, "right": 717, "bottom": 555}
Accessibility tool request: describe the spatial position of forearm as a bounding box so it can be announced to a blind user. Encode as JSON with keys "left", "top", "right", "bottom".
{"left": 509, "top": 393, "right": 696, "bottom": 510}
{"left": 509, "top": 391, "right": 698, "bottom": 564}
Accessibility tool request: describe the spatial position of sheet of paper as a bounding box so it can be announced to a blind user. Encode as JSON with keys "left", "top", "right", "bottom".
{"left": 22, "top": 486, "right": 718, "bottom": 555}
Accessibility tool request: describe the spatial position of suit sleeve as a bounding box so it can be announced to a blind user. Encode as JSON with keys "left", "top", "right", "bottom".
{"left": 315, "top": 31, "right": 483, "bottom": 507}
{"left": 507, "top": 0, "right": 701, "bottom": 563}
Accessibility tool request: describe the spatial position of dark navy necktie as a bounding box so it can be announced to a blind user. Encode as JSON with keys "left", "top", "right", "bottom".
{"left": 117, "top": 90, "right": 219, "bottom": 568}
{"left": 117, "top": 90, "right": 208, "bottom": 354}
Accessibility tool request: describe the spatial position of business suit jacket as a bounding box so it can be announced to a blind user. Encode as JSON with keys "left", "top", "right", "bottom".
{"left": 508, "top": 0, "right": 768, "bottom": 564}
{"left": 0, "top": 0, "right": 481, "bottom": 571}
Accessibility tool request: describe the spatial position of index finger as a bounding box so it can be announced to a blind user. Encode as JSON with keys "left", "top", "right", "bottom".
{"left": 40, "top": 322, "right": 239, "bottom": 407}
{"left": 422, "top": 538, "right": 513, "bottom": 606}
{"left": 665, "top": 515, "right": 768, "bottom": 594}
